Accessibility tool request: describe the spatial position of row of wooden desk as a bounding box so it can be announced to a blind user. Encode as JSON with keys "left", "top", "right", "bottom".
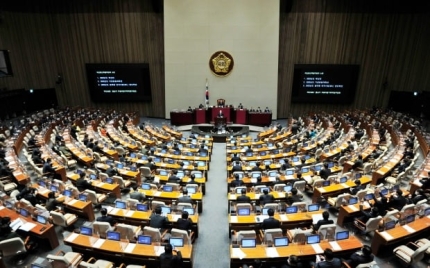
{"left": 65, "top": 233, "right": 193, "bottom": 268}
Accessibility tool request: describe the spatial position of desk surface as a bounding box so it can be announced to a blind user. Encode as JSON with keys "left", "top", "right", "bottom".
{"left": 65, "top": 233, "right": 193, "bottom": 258}
{"left": 230, "top": 236, "right": 362, "bottom": 260}
{"left": 229, "top": 211, "right": 322, "bottom": 224}
{"left": 108, "top": 207, "right": 199, "bottom": 223}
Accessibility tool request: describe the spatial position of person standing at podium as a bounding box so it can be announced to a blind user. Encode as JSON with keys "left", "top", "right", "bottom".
{"left": 218, "top": 110, "right": 224, "bottom": 118}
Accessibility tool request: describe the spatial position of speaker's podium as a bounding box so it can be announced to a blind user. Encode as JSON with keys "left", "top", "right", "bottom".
{"left": 215, "top": 117, "right": 227, "bottom": 126}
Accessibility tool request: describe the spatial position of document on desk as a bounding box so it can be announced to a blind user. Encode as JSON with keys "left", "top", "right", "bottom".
{"left": 402, "top": 225, "right": 416, "bottom": 233}
{"left": 126, "top": 210, "right": 135, "bottom": 217}
{"left": 10, "top": 218, "right": 24, "bottom": 231}
{"left": 254, "top": 194, "right": 260, "bottom": 199}
{"left": 312, "top": 214, "right": 323, "bottom": 224}
{"left": 93, "top": 238, "right": 105, "bottom": 248}
{"left": 67, "top": 199, "right": 78, "bottom": 205}
{"left": 277, "top": 192, "right": 285, "bottom": 198}
{"left": 379, "top": 231, "right": 394, "bottom": 240}
{"left": 154, "top": 245, "right": 165, "bottom": 256}
{"left": 0, "top": 206, "right": 4, "bottom": 210}
{"left": 97, "top": 182, "right": 105, "bottom": 187}
{"left": 341, "top": 183, "right": 349, "bottom": 188}
{"left": 231, "top": 248, "right": 247, "bottom": 259}
{"left": 329, "top": 241, "right": 342, "bottom": 251}
{"left": 19, "top": 222, "right": 36, "bottom": 232}
{"left": 279, "top": 214, "right": 289, "bottom": 221}
{"left": 154, "top": 191, "right": 162, "bottom": 197}
{"left": 110, "top": 208, "right": 119, "bottom": 215}
{"left": 65, "top": 233, "right": 79, "bottom": 242}
{"left": 311, "top": 244, "right": 324, "bottom": 254}
{"left": 229, "top": 194, "right": 236, "bottom": 199}
{"left": 124, "top": 243, "right": 136, "bottom": 253}
{"left": 171, "top": 214, "right": 181, "bottom": 221}
{"left": 348, "top": 205, "right": 359, "bottom": 211}
{"left": 230, "top": 216, "right": 238, "bottom": 223}
{"left": 267, "top": 177, "right": 277, "bottom": 182}
{"left": 265, "top": 247, "right": 279, "bottom": 257}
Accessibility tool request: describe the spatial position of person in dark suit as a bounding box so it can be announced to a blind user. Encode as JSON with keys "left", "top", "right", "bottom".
{"left": 357, "top": 206, "right": 379, "bottom": 223}
{"left": 232, "top": 161, "right": 243, "bottom": 172}
{"left": 159, "top": 243, "right": 182, "bottom": 268}
{"left": 319, "top": 163, "right": 331, "bottom": 180}
{"left": 144, "top": 157, "right": 157, "bottom": 172}
{"left": 389, "top": 189, "right": 408, "bottom": 210}
{"left": 198, "top": 104, "right": 204, "bottom": 109}
{"left": 176, "top": 211, "right": 193, "bottom": 233}
{"left": 313, "top": 211, "right": 334, "bottom": 231}
{"left": 350, "top": 180, "right": 365, "bottom": 195}
{"left": 281, "top": 255, "right": 303, "bottom": 268}
{"left": 230, "top": 174, "right": 243, "bottom": 188}
{"left": 129, "top": 185, "right": 146, "bottom": 202}
{"left": 286, "top": 188, "right": 303, "bottom": 206}
{"left": 314, "top": 248, "right": 342, "bottom": 268}
{"left": 410, "top": 189, "right": 427, "bottom": 204}
{"left": 346, "top": 245, "right": 374, "bottom": 268}
{"left": 351, "top": 155, "right": 364, "bottom": 170}
{"left": 96, "top": 208, "right": 116, "bottom": 226}
{"left": 238, "top": 103, "right": 244, "bottom": 109}
{"left": 252, "top": 162, "right": 262, "bottom": 172}
{"left": 150, "top": 206, "right": 169, "bottom": 229}
{"left": 106, "top": 164, "right": 119, "bottom": 177}
{"left": 76, "top": 172, "right": 93, "bottom": 191}
{"left": 45, "top": 191, "right": 61, "bottom": 211}
{"left": 372, "top": 195, "right": 389, "bottom": 216}
{"left": 231, "top": 154, "right": 241, "bottom": 162}
{"left": 259, "top": 189, "right": 274, "bottom": 206}
{"left": 420, "top": 172, "right": 430, "bottom": 191}
{"left": 236, "top": 189, "right": 251, "bottom": 203}
{"left": 168, "top": 170, "right": 181, "bottom": 183}
{"left": 43, "top": 158, "right": 56, "bottom": 176}
{"left": 198, "top": 144, "right": 208, "bottom": 155}
{"left": 261, "top": 208, "right": 280, "bottom": 229}
{"left": 218, "top": 110, "right": 224, "bottom": 118}
{"left": 178, "top": 189, "right": 192, "bottom": 204}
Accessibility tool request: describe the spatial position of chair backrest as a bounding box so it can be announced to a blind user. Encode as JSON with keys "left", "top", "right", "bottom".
{"left": 93, "top": 222, "right": 112, "bottom": 237}
{"left": 116, "top": 223, "right": 136, "bottom": 240}
{"left": 356, "top": 189, "right": 368, "bottom": 201}
{"left": 84, "top": 189, "right": 98, "bottom": 204}
{"left": 273, "top": 184, "right": 286, "bottom": 192}
{"left": 127, "top": 198, "right": 139, "bottom": 210}
{"left": 264, "top": 228, "right": 283, "bottom": 243}
{"left": 237, "top": 230, "right": 256, "bottom": 242}
{"left": 151, "top": 200, "right": 166, "bottom": 209}
{"left": 113, "top": 175, "right": 124, "bottom": 186}
{"left": 411, "top": 242, "right": 430, "bottom": 263}
{"left": 292, "top": 228, "right": 313, "bottom": 244}
{"left": 171, "top": 228, "right": 191, "bottom": 245}
{"left": 50, "top": 211, "right": 67, "bottom": 227}
{"left": 263, "top": 203, "right": 279, "bottom": 212}
{"left": 292, "top": 181, "right": 306, "bottom": 192}
{"left": 356, "top": 261, "right": 377, "bottom": 268}
{"left": 0, "top": 237, "right": 26, "bottom": 257}
{"left": 140, "top": 167, "right": 151, "bottom": 177}
{"left": 363, "top": 163, "right": 372, "bottom": 174}
{"left": 291, "top": 202, "right": 306, "bottom": 212}
{"left": 236, "top": 203, "right": 252, "bottom": 212}
{"left": 317, "top": 224, "right": 337, "bottom": 241}
{"left": 99, "top": 173, "right": 108, "bottom": 181}
{"left": 177, "top": 202, "right": 193, "bottom": 209}
{"left": 143, "top": 226, "right": 162, "bottom": 242}
{"left": 366, "top": 216, "right": 382, "bottom": 232}
{"left": 336, "top": 193, "right": 351, "bottom": 207}
{"left": 313, "top": 179, "right": 325, "bottom": 188}
{"left": 401, "top": 204, "right": 416, "bottom": 215}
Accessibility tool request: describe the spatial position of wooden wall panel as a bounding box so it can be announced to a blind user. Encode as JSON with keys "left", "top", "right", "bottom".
{"left": 278, "top": 1, "right": 430, "bottom": 118}
{"left": 0, "top": 0, "right": 164, "bottom": 117}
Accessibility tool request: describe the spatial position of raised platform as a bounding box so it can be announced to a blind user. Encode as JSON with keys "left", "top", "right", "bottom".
{"left": 177, "top": 124, "right": 264, "bottom": 132}
{"left": 190, "top": 124, "right": 250, "bottom": 143}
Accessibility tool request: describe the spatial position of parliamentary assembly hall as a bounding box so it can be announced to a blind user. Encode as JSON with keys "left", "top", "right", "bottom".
{"left": 0, "top": 0, "right": 430, "bottom": 267}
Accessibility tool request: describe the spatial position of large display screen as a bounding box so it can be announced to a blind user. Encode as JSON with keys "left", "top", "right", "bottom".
{"left": 86, "top": 63, "right": 152, "bottom": 102}
{"left": 291, "top": 64, "right": 359, "bottom": 104}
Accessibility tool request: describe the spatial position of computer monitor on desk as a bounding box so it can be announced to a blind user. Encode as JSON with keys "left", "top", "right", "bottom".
{"left": 136, "top": 203, "right": 148, "bottom": 212}
{"left": 286, "top": 206, "right": 298, "bottom": 214}
{"left": 335, "top": 231, "right": 349, "bottom": 241}
{"left": 237, "top": 208, "right": 251, "bottom": 216}
{"left": 80, "top": 226, "right": 93, "bottom": 236}
{"left": 115, "top": 201, "right": 127, "bottom": 209}
{"left": 308, "top": 204, "right": 320, "bottom": 212}
{"left": 385, "top": 220, "right": 396, "bottom": 230}
{"left": 137, "top": 235, "right": 152, "bottom": 245}
{"left": 241, "top": 238, "right": 256, "bottom": 248}
{"left": 161, "top": 206, "right": 171, "bottom": 215}
{"left": 274, "top": 237, "right": 289, "bottom": 247}
{"left": 106, "top": 231, "right": 120, "bottom": 241}
{"left": 307, "top": 234, "right": 320, "bottom": 244}
{"left": 170, "top": 237, "right": 184, "bottom": 248}
{"left": 36, "top": 215, "right": 47, "bottom": 225}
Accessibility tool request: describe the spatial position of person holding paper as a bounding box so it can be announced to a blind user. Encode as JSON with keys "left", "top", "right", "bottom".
{"left": 313, "top": 248, "right": 342, "bottom": 268}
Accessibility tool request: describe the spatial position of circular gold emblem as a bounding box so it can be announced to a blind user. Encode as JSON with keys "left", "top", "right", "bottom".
{"left": 209, "top": 51, "right": 234, "bottom": 77}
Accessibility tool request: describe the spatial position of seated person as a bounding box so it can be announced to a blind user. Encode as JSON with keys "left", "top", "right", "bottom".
{"left": 350, "top": 179, "right": 365, "bottom": 195}
{"left": 198, "top": 103, "right": 204, "bottom": 109}
{"left": 319, "top": 163, "right": 331, "bottom": 180}
{"left": 178, "top": 189, "right": 192, "bottom": 203}
{"left": 96, "top": 208, "right": 116, "bottom": 226}
{"left": 264, "top": 107, "right": 270, "bottom": 112}
{"left": 261, "top": 208, "right": 280, "bottom": 229}
{"left": 236, "top": 189, "right": 251, "bottom": 203}
{"left": 313, "top": 211, "right": 334, "bottom": 231}
{"left": 176, "top": 211, "right": 193, "bottom": 234}
{"left": 357, "top": 206, "right": 379, "bottom": 224}
{"left": 231, "top": 154, "right": 241, "bottom": 162}
{"left": 168, "top": 170, "right": 181, "bottom": 183}
{"left": 106, "top": 164, "right": 119, "bottom": 177}
{"left": 230, "top": 174, "right": 243, "bottom": 188}
{"left": 281, "top": 255, "right": 303, "bottom": 268}
{"left": 286, "top": 188, "right": 303, "bottom": 206}
{"left": 43, "top": 158, "right": 57, "bottom": 177}
{"left": 345, "top": 245, "right": 374, "bottom": 268}
{"left": 252, "top": 162, "right": 262, "bottom": 172}
{"left": 388, "top": 189, "right": 408, "bottom": 211}
{"left": 129, "top": 185, "right": 146, "bottom": 202}
{"left": 150, "top": 206, "right": 169, "bottom": 229}
{"left": 76, "top": 172, "right": 93, "bottom": 191}
{"left": 259, "top": 189, "right": 274, "bottom": 206}
{"left": 351, "top": 155, "right": 364, "bottom": 170}
{"left": 238, "top": 103, "right": 244, "bottom": 109}
{"left": 186, "top": 174, "right": 197, "bottom": 185}
{"left": 0, "top": 217, "right": 21, "bottom": 240}
{"left": 232, "top": 161, "right": 243, "bottom": 172}
{"left": 409, "top": 189, "right": 427, "bottom": 204}
{"left": 159, "top": 243, "right": 182, "bottom": 268}
{"left": 45, "top": 191, "right": 62, "bottom": 211}
{"left": 217, "top": 110, "right": 224, "bottom": 118}
{"left": 187, "top": 106, "right": 193, "bottom": 112}
{"left": 313, "top": 248, "right": 342, "bottom": 268}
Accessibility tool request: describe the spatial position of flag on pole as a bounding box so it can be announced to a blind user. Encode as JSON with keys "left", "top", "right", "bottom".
{"left": 205, "top": 78, "right": 209, "bottom": 107}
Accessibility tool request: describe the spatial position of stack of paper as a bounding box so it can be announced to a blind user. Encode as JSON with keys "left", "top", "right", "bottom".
{"left": 329, "top": 241, "right": 342, "bottom": 250}
{"left": 66, "top": 233, "right": 79, "bottom": 242}
{"left": 311, "top": 243, "right": 324, "bottom": 254}
{"left": 154, "top": 245, "right": 165, "bottom": 256}
{"left": 93, "top": 239, "right": 105, "bottom": 248}
{"left": 265, "top": 247, "right": 279, "bottom": 257}
{"left": 231, "top": 248, "right": 247, "bottom": 259}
